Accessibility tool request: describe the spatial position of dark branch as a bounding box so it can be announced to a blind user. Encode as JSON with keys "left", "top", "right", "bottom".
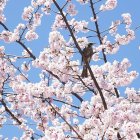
{"left": 46, "top": 100, "right": 83, "bottom": 140}
{"left": 89, "top": 0, "right": 107, "bottom": 63}
{"left": 1, "top": 99, "right": 22, "bottom": 125}
{"left": 53, "top": 0, "right": 107, "bottom": 110}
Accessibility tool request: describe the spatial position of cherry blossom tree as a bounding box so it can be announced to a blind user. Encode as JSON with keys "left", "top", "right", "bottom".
{"left": 0, "top": 0, "right": 140, "bottom": 139}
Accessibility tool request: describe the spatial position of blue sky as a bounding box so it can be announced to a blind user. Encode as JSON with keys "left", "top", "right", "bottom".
{"left": 0, "top": 0, "right": 140, "bottom": 138}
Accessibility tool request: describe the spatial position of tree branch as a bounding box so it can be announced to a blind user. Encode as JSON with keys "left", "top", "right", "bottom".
{"left": 46, "top": 100, "right": 83, "bottom": 140}
{"left": 89, "top": 0, "right": 120, "bottom": 98}
{"left": 1, "top": 99, "right": 22, "bottom": 125}
{"left": 53, "top": 0, "right": 107, "bottom": 110}
{"left": 0, "top": 21, "right": 83, "bottom": 102}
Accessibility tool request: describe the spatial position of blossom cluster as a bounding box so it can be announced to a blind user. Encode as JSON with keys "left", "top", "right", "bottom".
{"left": 0, "top": 0, "right": 7, "bottom": 22}
{"left": 76, "top": 0, "right": 89, "bottom": 4}
{"left": 100, "top": 0, "right": 117, "bottom": 11}
{"left": 91, "top": 59, "right": 138, "bottom": 89}
{"left": 100, "top": 13, "right": 135, "bottom": 55}
{"left": 79, "top": 92, "right": 140, "bottom": 140}
{"left": 67, "top": 3, "right": 78, "bottom": 16}
{"left": 0, "top": 0, "right": 140, "bottom": 139}
{"left": 0, "top": 30, "right": 19, "bottom": 43}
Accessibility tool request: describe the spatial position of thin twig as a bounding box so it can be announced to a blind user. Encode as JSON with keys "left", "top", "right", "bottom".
{"left": 46, "top": 100, "right": 83, "bottom": 140}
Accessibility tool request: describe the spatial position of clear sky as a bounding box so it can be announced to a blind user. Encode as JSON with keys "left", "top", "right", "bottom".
{"left": 0, "top": 0, "right": 140, "bottom": 138}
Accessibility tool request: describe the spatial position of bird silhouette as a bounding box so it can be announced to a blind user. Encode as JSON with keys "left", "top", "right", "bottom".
{"left": 81, "top": 43, "right": 94, "bottom": 78}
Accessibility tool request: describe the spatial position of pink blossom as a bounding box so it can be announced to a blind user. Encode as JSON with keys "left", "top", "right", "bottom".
{"left": 122, "top": 13, "right": 132, "bottom": 27}
{"left": 22, "top": 6, "right": 34, "bottom": 21}
{"left": 100, "top": 0, "right": 117, "bottom": 11}
{"left": 25, "top": 30, "right": 38, "bottom": 41}
{"left": 67, "top": 3, "right": 78, "bottom": 16}
{"left": 76, "top": 0, "right": 89, "bottom": 4}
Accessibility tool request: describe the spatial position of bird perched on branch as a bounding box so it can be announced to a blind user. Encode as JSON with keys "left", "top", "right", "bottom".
{"left": 81, "top": 42, "right": 94, "bottom": 78}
